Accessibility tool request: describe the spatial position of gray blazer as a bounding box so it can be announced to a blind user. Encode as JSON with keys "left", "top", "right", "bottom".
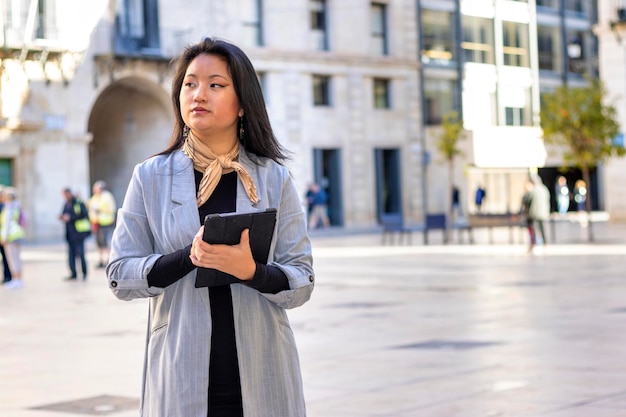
{"left": 107, "top": 149, "right": 314, "bottom": 417}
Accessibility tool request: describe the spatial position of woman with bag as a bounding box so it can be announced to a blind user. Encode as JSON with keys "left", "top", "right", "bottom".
{"left": 1, "top": 187, "right": 25, "bottom": 289}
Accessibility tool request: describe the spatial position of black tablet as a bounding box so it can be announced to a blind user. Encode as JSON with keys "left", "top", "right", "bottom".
{"left": 194, "top": 208, "right": 277, "bottom": 288}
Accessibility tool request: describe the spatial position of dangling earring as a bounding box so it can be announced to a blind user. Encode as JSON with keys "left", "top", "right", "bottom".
{"left": 183, "top": 125, "right": 190, "bottom": 139}
{"left": 238, "top": 116, "right": 245, "bottom": 142}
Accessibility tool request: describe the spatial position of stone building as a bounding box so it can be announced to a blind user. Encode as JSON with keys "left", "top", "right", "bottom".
{"left": 595, "top": 0, "right": 626, "bottom": 221}
{"left": 0, "top": 0, "right": 620, "bottom": 244}
{"left": 0, "top": 0, "right": 425, "bottom": 242}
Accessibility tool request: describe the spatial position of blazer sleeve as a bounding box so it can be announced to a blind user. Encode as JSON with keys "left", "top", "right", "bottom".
{"left": 261, "top": 171, "right": 314, "bottom": 309}
{"left": 106, "top": 163, "right": 165, "bottom": 300}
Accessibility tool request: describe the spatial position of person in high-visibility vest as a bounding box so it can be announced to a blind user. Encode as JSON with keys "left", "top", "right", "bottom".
{"left": 60, "top": 188, "right": 91, "bottom": 281}
{"left": 88, "top": 180, "right": 117, "bottom": 268}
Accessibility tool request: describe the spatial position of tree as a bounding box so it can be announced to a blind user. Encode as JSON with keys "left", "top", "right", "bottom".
{"left": 540, "top": 76, "right": 625, "bottom": 241}
{"left": 436, "top": 111, "right": 466, "bottom": 241}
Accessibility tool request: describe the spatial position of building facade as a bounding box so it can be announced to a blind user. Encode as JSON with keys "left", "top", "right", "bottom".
{"left": 419, "top": 0, "right": 603, "bottom": 217}
{"left": 0, "top": 0, "right": 427, "bottom": 242}
{"left": 595, "top": 0, "right": 626, "bottom": 221}
{"left": 0, "top": 0, "right": 618, "bottom": 243}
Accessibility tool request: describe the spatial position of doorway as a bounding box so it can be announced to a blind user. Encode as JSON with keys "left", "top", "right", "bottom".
{"left": 375, "top": 148, "right": 402, "bottom": 219}
{"left": 312, "top": 148, "right": 343, "bottom": 226}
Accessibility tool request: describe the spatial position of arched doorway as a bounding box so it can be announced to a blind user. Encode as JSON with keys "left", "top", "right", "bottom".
{"left": 88, "top": 77, "right": 172, "bottom": 205}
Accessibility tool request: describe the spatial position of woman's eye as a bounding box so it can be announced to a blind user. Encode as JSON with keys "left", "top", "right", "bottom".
{"left": 210, "top": 83, "right": 223, "bottom": 88}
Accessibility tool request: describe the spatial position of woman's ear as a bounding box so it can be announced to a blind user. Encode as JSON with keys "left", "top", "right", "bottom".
{"left": 239, "top": 109, "right": 244, "bottom": 117}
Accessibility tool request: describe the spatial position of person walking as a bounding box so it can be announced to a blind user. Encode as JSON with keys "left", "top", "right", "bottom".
{"left": 307, "top": 183, "right": 330, "bottom": 229}
{"left": 107, "top": 38, "right": 314, "bottom": 417}
{"left": 520, "top": 179, "right": 535, "bottom": 252}
{"left": 60, "top": 188, "right": 91, "bottom": 281}
{"left": 555, "top": 175, "right": 570, "bottom": 215}
{"left": 475, "top": 185, "right": 486, "bottom": 213}
{"left": 88, "top": 180, "right": 117, "bottom": 268}
{"left": 0, "top": 187, "right": 25, "bottom": 289}
{"left": 528, "top": 177, "right": 551, "bottom": 250}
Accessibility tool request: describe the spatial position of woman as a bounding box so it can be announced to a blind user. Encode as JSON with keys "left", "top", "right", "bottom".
{"left": 107, "top": 38, "right": 314, "bottom": 417}
{"left": 0, "top": 187, "right": 25, "bottom": 289}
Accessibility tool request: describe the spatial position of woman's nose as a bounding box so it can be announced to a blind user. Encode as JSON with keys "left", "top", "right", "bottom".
{"left": 193, "top": 85, "right": 208, "bottom": 102}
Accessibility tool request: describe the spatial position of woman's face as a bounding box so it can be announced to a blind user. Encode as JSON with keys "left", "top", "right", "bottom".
{"left": 179, "top": 53, "right": 243, "bottom": 142}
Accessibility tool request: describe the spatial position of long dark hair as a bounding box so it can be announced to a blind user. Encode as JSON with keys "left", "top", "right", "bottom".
{"left": 157, "top": 37, "right": 288, "bottom": 163}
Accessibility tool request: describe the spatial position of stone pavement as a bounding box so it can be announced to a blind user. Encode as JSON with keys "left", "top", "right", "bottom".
{"left": 1, "top": 219, "right": 626, "bottom": 417}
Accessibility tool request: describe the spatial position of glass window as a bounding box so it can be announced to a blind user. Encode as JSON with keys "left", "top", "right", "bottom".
{"left": 536, "top": 0, "right": 558, "bottom": 7}
{"left": 502, "top": 21, "right": 530, "bottom": 67}
{"left": 373, "top": 78, "right": 391, "bottom": 109}
{"left": 313, "top": 75, "right": 331, "bottom": 106}
{"left": 424, "top": 78, "right": 456, "bottom": 125}
{"left": 565, "top": 0, "right": 585, "bottom": 13}
{"left": 310, "top": 0, "right": 328, "bottom": 50}
{"left": 371, "top": 3, "right": 387, "bottom": 55}
{"left": 241, "top": 0, "right": 263, "bottom": 47}
{"left": 421, "top": 9, "right": 455, "bottom": 66}
{"left": 461, "top": 16, "right": 494, "bottom": 64}
{"left": 501, "top": 87, "right": 531, "bottom": 126}
{"left": 537, "top": 25, "right": 562, "bottom": 72}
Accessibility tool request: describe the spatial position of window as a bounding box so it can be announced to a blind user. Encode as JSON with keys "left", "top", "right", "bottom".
{"left": 502, "top": 21, "right": 529, "bottom": 67}
{"left": 115, "top": 0, "right": 160, "bottom": 53}
{"left": 421, "top": 9, "right": 455, "bottom": 66}
{"left": 371, "top": 3, "right": 388, "bottom": 55}
{"left": 242, "top": 0, "right": 263, "bottom": 47}
{"left": 537, "top": 25, "right": 562, "bottom": 72}
{"left": 565, "top": 0, "right": 586, "bottom": 13}
{"left": 536, "top": 0, "right": 558, "bottom": 7}
{"left": 461, "top": 16, "right": 494, "bottom": 64}
{"left": 501, "top": 87, "right": 531, "bottom": 126}
{"left": 424, "top": 78, "right": 456, "bottom": 125}
{"left": 36, "top": 0, "right": 57, "bottom": 40}
{"left": 373, "top": 78, "right": 391, "bottom": 109}
{"left": 313, "top": 75, "right": 331, "bottom": 106}
{"left": 310, "top": 0, "right": 328, "bottom": 51}
{"left": 505, "top": 107, "right": 524, "bottom": 126}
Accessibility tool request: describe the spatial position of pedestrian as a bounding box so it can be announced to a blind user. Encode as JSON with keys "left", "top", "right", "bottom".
{"left": 527, "top": 177, "right": 551, "bottom": 250}
{"left": 60, "top": 188, "right": 91, "bottom": 281}
{"left": 555, "top": 175, "right": 570, "bottom": 214}
{"left": 574, "top": 179, "right": 587, "bottom": 211}
{"left": 475, "top": 185, "right": 486, "bottom": 213}
{"left": 0, "top": 187, "right": 25, "bottom": 289}
{"left": 307, "top": 182, "right": 330, "bottom": 229}
{"left": 451, "top": 185, "right": 462, "bottom": 221}
{"left": 107, "top": 37, "right": 314, "bottom": 417}
{"left": 88, "top": 180, "right": 117, "bottom": 268}
{"left": 520, "top": 179, "right": 535, "bottom": 252}
{"left": 0, "top": 185, "right": 12, "bottom": 284}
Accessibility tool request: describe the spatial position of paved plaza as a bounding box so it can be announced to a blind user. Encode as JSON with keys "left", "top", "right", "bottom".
{"left": 1, "top": 219, "right": 626, "bottom": 417}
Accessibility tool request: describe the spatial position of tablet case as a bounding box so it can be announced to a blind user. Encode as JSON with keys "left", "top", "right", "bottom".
{"left": 194, "top": 208, "right": 277, "bottom": 288}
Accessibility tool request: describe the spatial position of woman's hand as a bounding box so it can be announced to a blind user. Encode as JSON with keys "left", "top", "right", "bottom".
{"left": 190, "top": 226, "right": 256, "bottom": 280}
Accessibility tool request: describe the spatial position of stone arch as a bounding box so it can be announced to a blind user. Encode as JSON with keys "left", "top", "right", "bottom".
{"left": 88, "top": 76, "right": 172, "bottom": 205}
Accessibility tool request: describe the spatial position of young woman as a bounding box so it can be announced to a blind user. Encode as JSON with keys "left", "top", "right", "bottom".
{"left": 107, "top": 38, "right": 314, "bottom": 416}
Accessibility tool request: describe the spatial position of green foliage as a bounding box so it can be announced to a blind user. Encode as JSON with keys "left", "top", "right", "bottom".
{"left": 436, "top": 110, "right": 465, "bottom": 162}
{"left": 540, "top": 77, "right": 624, "bottom": 169}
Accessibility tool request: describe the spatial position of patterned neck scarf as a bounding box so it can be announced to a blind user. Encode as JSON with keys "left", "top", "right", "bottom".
{"left": 182, "top": 131, "right": 258, "bottom": 206}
